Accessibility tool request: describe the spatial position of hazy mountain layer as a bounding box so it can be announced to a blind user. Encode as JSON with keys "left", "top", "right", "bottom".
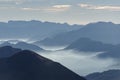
{"left": 65, "top": 38, "right": 114, "bottom": 52}
{"left": 39, "top": 22, "right": 120, "bottom": 46}
{"left": 0, "top": 20, "right": 81, "bottom": 41}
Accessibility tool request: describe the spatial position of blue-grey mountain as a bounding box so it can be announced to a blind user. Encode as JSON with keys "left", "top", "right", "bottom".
{"left": 0, "top": 20, "right": 81, "bottom": 40}
{"left": 38, "top": 22, "right": 120, "bottom": 46}
{"left": 65, "top": 38, "right": 114, "bottom": 52}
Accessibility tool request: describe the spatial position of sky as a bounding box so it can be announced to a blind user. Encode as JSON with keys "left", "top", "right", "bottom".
{"left": 0, "top": 0, "right": 120, "bottom": 24}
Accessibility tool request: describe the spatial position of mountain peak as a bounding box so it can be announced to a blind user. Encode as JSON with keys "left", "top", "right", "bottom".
{"left": 11, "top": 50, "right": 41, "bottom": 58}
{"left": 10, "top": 50, "right": 52, "bottom": 63}
{"left": 86, "top": 21, "right": 115, "bottom": 27}
{"left": 0, "top": 50, "right": 86, "bottom": 80}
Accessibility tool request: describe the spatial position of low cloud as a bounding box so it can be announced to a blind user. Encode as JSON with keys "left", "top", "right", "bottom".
{"left": 53, "top": 5, "right": 71, "bottom": 9}
{"left": 0, "top": 5, "right": 71, "bottom": 12}
{"left": 21, "top": 7, "right": 43, "bottom": 11}
{"left": 20, "top": 4, "right": 71, "bottom": 12}
{"left": 45, "top": 5, "right": 71, "bottom": 12}
{"left": 78, "top": 3, "right": 120, "bottom": 11}
{"left": 39, "top": 49, "right": 116, "bottom": 76}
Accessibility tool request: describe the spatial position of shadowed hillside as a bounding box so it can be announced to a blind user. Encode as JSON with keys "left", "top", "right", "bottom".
{"left": 0, "top": 50, "right": 86, "bottom": 80}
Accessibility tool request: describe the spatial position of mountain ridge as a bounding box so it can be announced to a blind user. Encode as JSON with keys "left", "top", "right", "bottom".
{"left": 65, "top": 38, "right": 114, "bottom": 52}
{"left": 38, "top": 22, "right": 120, "bottom": 46}
{"left": 0, "top": 20, "right": 81, "bottom": 40}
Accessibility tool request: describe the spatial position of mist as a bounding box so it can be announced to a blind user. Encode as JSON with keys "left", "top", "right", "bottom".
{"left": 38, "top": 48, "right": 116, "bottom": 76}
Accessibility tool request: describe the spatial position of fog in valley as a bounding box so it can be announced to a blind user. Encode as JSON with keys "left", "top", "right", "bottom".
{"left": 38, "top": 47, "right": 117, "bottom": 76}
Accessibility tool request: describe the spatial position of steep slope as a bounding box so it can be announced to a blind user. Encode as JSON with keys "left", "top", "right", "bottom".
{"left": 38, "top": 22, "right": 120, "bottom": 46}
{"left": 0, "top": 50, "right": 86, "bottom": 80}
{"left": 86, "top": 69, "right": 120, "bottom": 80}
{"left": 0, "top": 46, "right": 21, "bottom": 58}
{"left": 65, "top": 38, "right": 114, "bottom": 52}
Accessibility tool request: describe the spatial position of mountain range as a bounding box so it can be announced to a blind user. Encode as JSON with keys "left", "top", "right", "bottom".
{"left": 65, "top": 38, "right": 120, "bottom": 60}
{"left": 0, "top": 20, "right": 81, "bottom": 41}
{"left": 38, "top": 22, "right": 120, "bottom": 46}
{"left": 65, "top": 38, "right": 114, "bottom": 52}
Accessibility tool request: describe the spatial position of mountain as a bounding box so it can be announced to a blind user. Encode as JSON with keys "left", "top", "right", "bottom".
{"left": 86, "top": 69, "right": 120, "bottom": 80}
{"left": 0, "top": 41, "right": 44, "bottom": 51}
{"left": 0, "top": 50, "right": 86, "bottom": 80}
{"left": 38, "top": 22, "right": 120, "bottom": 46}
{"left": 98, "top": 44, "right": 120, "bottom": 59}
{"left": 0, "top": 46, "right": 21, "bottom": 58}
{"left": 65, "top": 38, "right": 114, "bottom": 52}
{"left": 0, "top": 20, "right": 82, "bottom": 40}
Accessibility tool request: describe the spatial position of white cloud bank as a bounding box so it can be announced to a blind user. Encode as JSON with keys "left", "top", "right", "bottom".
{"left": 38, "top": 50, "right": 116, "bottom": 76}
{"left": 78, "top": 3, "right": 120, "bottom": 11}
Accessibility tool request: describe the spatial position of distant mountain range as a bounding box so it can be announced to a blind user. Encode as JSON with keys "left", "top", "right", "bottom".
{"left": 0, "top": 41, "right": 44, "bottom": 52}
{"left": 0, "top": 49, "right": 86, "bottom": 80}
{"left": 0, "top": 20, "right": 81, "bottom": 41}
{"left": 65, "top": 38, "right": 114, "bottom": 52}
{"left": 38, "top": 22, "right": 120, "bottom": 46}
{"left": 65, "top": 38, "right": 120, "bottom": 60}
{"left": 86, "top": 69, "right": 120, "bottom": 80}
{"left": 1, "top": 21, "right": 120, "bottom": 47}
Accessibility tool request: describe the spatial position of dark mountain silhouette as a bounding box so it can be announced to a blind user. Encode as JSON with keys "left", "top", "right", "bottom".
{"left": 86, "top": 69, "right": 120, "bottom": 80}
{"left": 0, "top": 50, "right": 86, "bottom": 80}
{"left": 0, "top": 41, "right": 44, "bottom": 51}
{"left": 98, "top": 44, "right": 120, "bottom": 59}
{"left": 65, "top": 38, "right": 114, "bottom": 52}
{"left": 0, "top": 20, "right": 81, "bottom": 40}
{"left": 38, "top": 22, "right": 120, "bottom": 46}
{"left": 0, "top": 46, "right": 21, "bottom": 58}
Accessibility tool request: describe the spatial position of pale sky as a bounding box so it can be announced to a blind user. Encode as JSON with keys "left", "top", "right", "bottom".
{"left": 0, "top": 0, "right": 120, "bottom": 24}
